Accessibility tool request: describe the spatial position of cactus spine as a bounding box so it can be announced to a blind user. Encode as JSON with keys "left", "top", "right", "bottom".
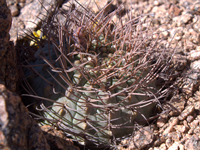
{"left": 22, "top": 1, "right": 176, "bottom": 148}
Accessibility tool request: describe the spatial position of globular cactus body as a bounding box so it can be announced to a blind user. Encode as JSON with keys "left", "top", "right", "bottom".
{"left": 22, "top": 1, "right": 175, "bottom": 148}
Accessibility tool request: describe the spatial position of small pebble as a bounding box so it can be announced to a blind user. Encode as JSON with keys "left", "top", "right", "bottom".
{"left": 157, "top": 114, "right": 168, "bottom": 128}
{"left": 159, "top": 143, "right": 167, "bottom": 150}
{"left": 165, "top": 138, "right": 173, "bottom": 148}
{"left": 178, "top": 106, "right": 195, "bottom": 120}
{"left": 186, "top": 115, "right": 194, "bottom": 123}
{"left": 174, "top": 125, "right": 187, "bottom": 133}
{"left": 190, "top": 60, "right": 200, "bottom": 69}
{"left": 185, "top": 135, "right": 200, "bottom": 150}
{"left": 9, "top": 5, "right": 19, "bottom": 17}
{"left": 168, "top": 142, "right": 179, "bottom": 150}
{"left": 168, "top": 4, "right": 182, "bottom": 16}
{"left": 163, "top": 117, "right": 178, "bottom": 136}
{"left": 154, "top": 0, "right": 163, "bottom": 6}
{"left": 187, "top": 49, "right": 200, "bottom": 61}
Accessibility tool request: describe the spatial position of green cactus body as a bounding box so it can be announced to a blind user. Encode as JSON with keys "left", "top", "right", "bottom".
{"left": 25, "top": 41, "right": 157, "bottom": 146}
{"left": 22, "top": 2, "right": 174, "bottom": 148}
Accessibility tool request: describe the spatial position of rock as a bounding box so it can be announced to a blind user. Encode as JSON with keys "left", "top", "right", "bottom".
{"left": 6, "top": 0, "right": 17, "bottom": 7}
{"left": 10, "top": 0, "right": 64, "bottom": 43}
{"left": 168, "top": 142, "right": 179, "bottom": 150}
{"left": 159, "top": 143, "right": 167, "bottom": 150}
{"left": 174, "top": 124, "right": 187, "bottom": 133}
{"left": 169, "top": 0, "right": 179, "bottom": 3}
{"left": 41, "top": 125, "right": 80, "bottom": 150}
{"left": 0, "top": 84, "right": 50, "bottom": 150}
{"left": 186, "top": 115, "right": 194, "bottom": 123}
{"left": 62, "top": 0, "right": 108, "bottom": 14}
{"left": 170, "top": 27, "right": 184, "bottom": 42}
{"left": 188, "top": 49, "right": 200, "bottom": 61}
{"left": 153, "top": 0, "right": 163, "bottom": 6}
{"left": 169, "top": 95, "right": 185, "bottom": 116}
{"left": 163, "top": 117, "right": 179, "bottom": 136}
{"left": 119, "top": 126, "right": 153, "bottom": 149}
{"left": 184, "top": 40, "right": 196, "bottom": 51}
{"left": 153, "top": 135, "right": 166, "bottom": 147}
{"left": 178, "top": 105, "right": 195, "bottom": 120}
{"left": 172, "top": 13, "right": 193, "bottom": 26}
{"left": 185, "top": 135, "right": 200, "bottom": 150}
{"left": 9, "top": 4, "right": 19, "bottom": 16}
{"left": 165, "top": 138, "right": 173, "bottom": 148}
{"left": 193, "top": 16, "right": 200, "bottom": 33}
{"left": 0, "top": 0, "right": 12, "bottom": 78}
{"left": 190, "top": 60, "right": 200, "bottom": 69}
{"left": 188, "top": 116, "right": 200, "bottom": 134}
{"left": 167, "top": 132, "right": 182, "bottom": 142}
{"left": 157, "top": 113, "right": 168, "bottom": 128}
{"left": 181, "top": 71, "right": 200, "bottom": 97}
{"left": 188, "top": 31, "right": 200, "bottom": 44}
{"left": 0, "top": 0, "right": 18, "bottom": 92}
{"left": 193, "top": 126, "right": 200, "bottom": 135}
{"left": 191, "top": 2, "right": 200, "bottom": 15}
{"left": 168, "top": 4, "right": 182, "bottom": 16}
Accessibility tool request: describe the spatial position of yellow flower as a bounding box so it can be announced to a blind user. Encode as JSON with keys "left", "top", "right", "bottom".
{"left": 30, "top": 29, "right": 46, "bottom": 47}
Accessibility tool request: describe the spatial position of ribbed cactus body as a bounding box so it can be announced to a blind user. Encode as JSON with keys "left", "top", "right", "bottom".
{"left": 25, "top": 41, "right": 157, "bottom": 146}
{"left": 22, "top": 2, "right": 174, "bottom": 147}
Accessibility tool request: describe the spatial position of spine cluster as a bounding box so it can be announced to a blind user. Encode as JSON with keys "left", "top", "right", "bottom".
{"left": 22, "top": 1, "right": 178, "bottom": 148}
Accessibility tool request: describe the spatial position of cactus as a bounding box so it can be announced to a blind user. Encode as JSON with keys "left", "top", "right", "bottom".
{"left": 21, "top": 1, "right": 177, "bottom": 148}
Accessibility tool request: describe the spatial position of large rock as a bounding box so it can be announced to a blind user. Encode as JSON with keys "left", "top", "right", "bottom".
{"left": 0, "top": 83, "right": 81, "bottom": 149}
{"left": 0, "top": 0, "right": 18, "bottom": 92}
{"left": 41, "top": 125, "right": 80, "bottom": 150}
{"left": 10, "top": 0, "right": 64, "bottom": 43}
{"left": 0, "top": 84, "right": 50, "bottom": 150}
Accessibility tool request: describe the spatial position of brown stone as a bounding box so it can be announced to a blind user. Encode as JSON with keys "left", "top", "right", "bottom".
{"left": 0, "top": 84, "right": 50, "bottom": 150}
{"left": 157, "top": 113, "right": 169, "bottom": 128}
{"left": 185, "top": 135, "right": 200, "bottom": 150}
{"left": 0, "top": 0, "right": 12, "bottom": 83}
{"left": 168, "top": 142, "right": 180, "bottom": 150}
{"left": 119, "top": 126, "right": 153, "bottom": 149}
{"left": 169, "top": 95, "right": 185, "bottom": 116}
{"left": 41, "top": 125, "right": 80, "bottom": 150}
{"left": 163, "top": 117, "right": 179, "bottom": 136}
{"left": 9, "top": 5, "right": 19, "bottom": 16}
{"left": 169, "top": 4, "right": 182, "bottom": 16}
{"left": 178, "top": 105, "right": 195, "bottom": 120}
{"left": 186, "top": 115, "right": 194, "bottom": 123}
{"left": 0, "top": 0, "right": 18, "bottom": 92}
